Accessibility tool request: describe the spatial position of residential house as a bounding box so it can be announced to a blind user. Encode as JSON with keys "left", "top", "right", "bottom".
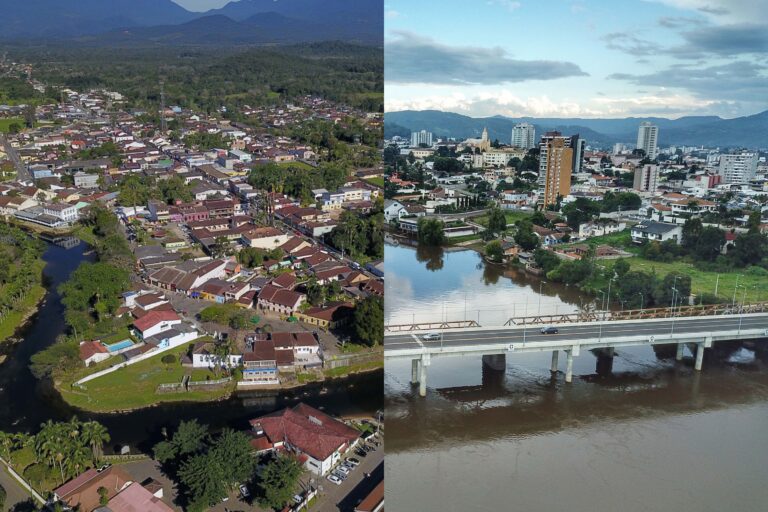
{"left": 241, "top": 227, "right": 290, "bottom": 250}
{"left": 257, "top": 284, "right": 305, "bottom": 315}
{"left": 630, "top": 221, "right": 683, "bottom": 244}
{"left": 249, "top": 403, "right": 360, "bottom": 475}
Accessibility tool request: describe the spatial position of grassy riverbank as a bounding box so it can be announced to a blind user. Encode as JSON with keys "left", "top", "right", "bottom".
{"left": 57, "top": 340, "right": 236, "bottom": 413}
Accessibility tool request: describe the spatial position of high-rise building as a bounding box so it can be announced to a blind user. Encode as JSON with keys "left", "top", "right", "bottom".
{"left": 410, "top": 130, "right": 433, "bottom": 148}
{"left": 569, "top": 134, "right": 585, "bottom": 174}
{"left": 633, "top": 164, "right": 659, "bottom": 193}
{"left": 636, "top": 122, "right": 659, "bottom": 159}
{"left": 718, "top": 152, "right": 758, "bottom": 184}
{"left": 511, "top": 123, "right": 535, "bottom": 149}
{"left": 539, "top": 134, "right": 573, "bottom": 208}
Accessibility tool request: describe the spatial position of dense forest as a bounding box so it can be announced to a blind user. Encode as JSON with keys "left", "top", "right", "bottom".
{"left": 6, "top": 42, "right": 383, "bottom": 113}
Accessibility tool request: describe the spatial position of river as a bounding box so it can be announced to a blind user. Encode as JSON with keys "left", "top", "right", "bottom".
{"left": 384, "top": 243, "right": 768, "bottom": 512}
{"left": 0, "top": 241, "right": 382, "bottom": 454}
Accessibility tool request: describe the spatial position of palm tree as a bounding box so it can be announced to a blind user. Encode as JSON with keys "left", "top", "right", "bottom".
{"left": 81, "top": 422, "right": 110, "bottom": 464}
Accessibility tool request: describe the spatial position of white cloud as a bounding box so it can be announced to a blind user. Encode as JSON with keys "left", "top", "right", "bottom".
{"left": 385, "top": 9, "right": 402, "bottom": 19}
{"left": 644, "top": 0, "right": 768, "bottom": 24}
{"left": 487, "top": 0, "right": 522, "bottom": 12}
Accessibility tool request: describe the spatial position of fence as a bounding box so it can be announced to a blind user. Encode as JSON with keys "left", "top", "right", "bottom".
{"left": 156, "top": 376, "right": 232, "bottom": 394}
{"left": 323, "top": 350, "right": 382, "bottom": 370}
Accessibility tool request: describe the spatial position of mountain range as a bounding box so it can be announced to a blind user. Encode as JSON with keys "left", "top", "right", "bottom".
{"left": 0, "top": 0, "right": 382, "bottom": 45}
{"left": 385, "top": 110, "right": 768, "bottom": 149}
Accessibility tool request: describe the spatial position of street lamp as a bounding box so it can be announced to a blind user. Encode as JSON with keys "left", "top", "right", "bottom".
{"left": 597, "top": 290, "right": 606, "bottom": 341}
{"left": 671, "top": 286, "right": 678, "bottom": 334}
{"left": 732, "top": 274, "right": 743, "bottom": 308}
{"left": 738, "top": 284, "right": 747, "bottom": 333}
{"left": 637, "top": 292, "right": 644, "bottom": 314}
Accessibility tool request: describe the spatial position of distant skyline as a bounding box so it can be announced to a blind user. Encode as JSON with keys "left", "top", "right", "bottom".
{"left": 173, "top": 0, "right": 230, "bottom": 12}
{"left": 385, "top": 0, "right": 768, "bottom": 119}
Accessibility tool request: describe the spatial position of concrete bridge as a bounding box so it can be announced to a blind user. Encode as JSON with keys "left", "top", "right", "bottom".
{"left": 383, "top": 313, "right": 768, "bottom": 396}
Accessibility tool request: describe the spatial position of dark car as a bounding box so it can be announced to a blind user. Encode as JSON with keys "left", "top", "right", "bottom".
{"left": 540, "top": 326, "right": 559, "bottom": 334}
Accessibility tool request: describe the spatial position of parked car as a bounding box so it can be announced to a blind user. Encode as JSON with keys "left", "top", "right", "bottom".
{"left": 239, "top": 484, "right": 250, "bottom": 499}
{"left": 292, "top": 494, "right": 303, "bottom": 504}
{"left": 332, "top": 470, "right": 347, "bottom": 481}
{"left": 422, "top": 332, "right": 441, "bottom": 341}
{"left": 336, "top": 465, "right": 351, "bottom": 475}
{"left": 346, "top": 458, "right": 360, "bottom": 467}
{"left": 327, "top": 474, "right": 342, "bottom": 485}
{"left": 355, "top": 448, "right": 367, "bottom": 457}
{"left": 540, "top": 326, "right": 559, "bottom": 334}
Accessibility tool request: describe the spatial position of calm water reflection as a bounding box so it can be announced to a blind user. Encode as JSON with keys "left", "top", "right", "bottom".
{"left": 384, "top": 243, "right": 768, "bottom": 512}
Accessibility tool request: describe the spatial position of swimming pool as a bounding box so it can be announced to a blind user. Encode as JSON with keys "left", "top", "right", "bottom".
{"left": 104, "top": 339, "right": 134, "bottom": 353}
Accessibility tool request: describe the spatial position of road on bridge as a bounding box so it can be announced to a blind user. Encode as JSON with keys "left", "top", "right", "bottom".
{"left": 384, "top": 315, "right": 768, "bottom": 353}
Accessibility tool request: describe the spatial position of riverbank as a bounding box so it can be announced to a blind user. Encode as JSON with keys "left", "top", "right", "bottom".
{"left": 0, "top": 242, "right": 47, "bottom": 346}
{"left": 55, "top": 339, "right": 384, "bottom": 414}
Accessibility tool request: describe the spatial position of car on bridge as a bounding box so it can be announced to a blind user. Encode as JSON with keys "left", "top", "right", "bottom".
{"left": 540, "top": 326, "right": 559, "bottom": 334}
{"left": 422, "top": 332, "right": 441, "bottom": 341}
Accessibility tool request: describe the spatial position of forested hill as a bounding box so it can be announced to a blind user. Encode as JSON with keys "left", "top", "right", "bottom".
{"left": 0, "top": 0, "right": 382, "bottom": 46}
{"left": 385, "top": 110, "right": 768, "bottom": 149}
{"left": 14, "top": 43, "right": 383, "bottom": 113}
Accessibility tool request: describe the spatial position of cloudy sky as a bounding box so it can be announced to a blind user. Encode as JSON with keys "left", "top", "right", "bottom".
{"left": 385, "top": 0, "right": 768, "bottom": 119}
{"left": 173, "top": 0, "right": 230, "bottom": 11}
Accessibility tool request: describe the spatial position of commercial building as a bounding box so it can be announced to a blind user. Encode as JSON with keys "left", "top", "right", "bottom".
{"left": 636, "top": 122, "right": 659, "bottom": 159}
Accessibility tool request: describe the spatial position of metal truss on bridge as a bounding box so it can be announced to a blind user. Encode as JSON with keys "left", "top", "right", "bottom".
{"left": 384, "top": 320, "right": 481, "bottom": 332}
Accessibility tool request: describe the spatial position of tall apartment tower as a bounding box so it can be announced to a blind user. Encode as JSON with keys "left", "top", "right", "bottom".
{"left": 569, "top": 134, "right": 585, "bottom": 174}
{"left": 633, "top": 164, "right": 659, "bottom": 193}
{"left": 511, "top": 122, "right": 536, "bottom": 149}
{"left": 718, "top": 152, "right": 758, "bottom": 184}
{"left": 539, "top": 135, "right": 573, "bottom": 208}
{"left": 636, "top": 122, "right": 659, "bottom": 159}
{"left": 410, "top": 129, "right": 433, "bottom": 148}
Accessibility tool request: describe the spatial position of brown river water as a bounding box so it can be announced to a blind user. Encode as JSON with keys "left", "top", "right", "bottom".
{"left": 384, "top": 243, "right": 768, "bottom": 512}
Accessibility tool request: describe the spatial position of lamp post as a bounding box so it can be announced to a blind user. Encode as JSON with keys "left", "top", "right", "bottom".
{"left": 738, "top": 284, "right": 747, "bottom": 333}
{"left": 732, "top": 274, "right": 742, "bottom": 308}
{"left": 671, "top": 286, "right": 678, "bottom": 335}
{"left": 637, "top": 292, "right": 644, "bottom": 314}
{"left": 597, "top": 291, "right": 606, "bottom": 341}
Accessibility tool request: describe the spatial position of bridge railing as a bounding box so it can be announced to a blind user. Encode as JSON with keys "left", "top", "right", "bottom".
{"left": 505, "top": 301, "right": 768, "bottom": 326}
{"left": 385, "top": 320, "right": 480, "bottom": 332}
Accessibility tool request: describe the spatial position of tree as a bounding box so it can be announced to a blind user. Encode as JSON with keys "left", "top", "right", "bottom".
{"left": 513, "top": 220, "right": 539, "bottom": 251}
{"left": 746, "top": 210, "right": 762, "bottom": 233}
{"left": 80, "top": 421, "right": 110, "bottom": 464}
{"left": 179, "top": 453, "right": 226, "bottom": 511}
{"left": 533, "top": 248, "right": 560, "bottom": 274}
{"left": 417, "top": 217, "right": 445, "bottom": 246}
{"left": 681, "top": 218, "right": 703, "bottom": 252}
{"left": 484, "top": 240, "right": 503, "bottom": 262}
{"left": 257, "top": 455, "right": 303, "bottom": 510}
{"left": 486, "top": 207, "right": 507, "bottom": 236}
{"left": 729, "top": 232, "right": 767, "bottom": 267}
{"left": 613, "top": 258, "right": 630, "bottom": 277}
{"left": 616, "top": 271, "right": 657, "bottom": 309}
{"left": 653, "top": 272, "right": 692, "bottom": 307}
{"left": 352, "top": 295, "right": 383, "bottom": 347}
{"left": 695, "top": 227, "right": 726, "bottom": 261}
{"left": 98, "top": 487, "right": 109, "bottom": 506}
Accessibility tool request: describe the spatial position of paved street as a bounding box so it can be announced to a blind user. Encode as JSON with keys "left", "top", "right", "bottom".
{"left": 0, "top": 465, "right": 34, "bottom": 511}
{"left": 384, "top": 315, "right": 768, "bottom": 353}
{"left": 0, "top": 134, "right": 28, "bottom": 182}
{"left": 316, "top": 438, "right": 383, "bottom": 512}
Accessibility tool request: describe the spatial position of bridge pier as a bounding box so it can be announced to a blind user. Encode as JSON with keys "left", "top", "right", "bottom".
{"left": 411, "top": 359, "right": 420, "bottom": 384}
{"left": 418, "top": 354, "right": 431, "bottom": 397}
{"left": 482, "top": 354, "right": 506, "bottom": 371}
{"left": 695, "top": 343, "right": 704, "bottom": 371}
{"left": 550, "top": 350, "right": 559, "bottom": 373}
{"left": 676, "top": 343, "right": 685, "bottom": 361}
{"left": 565, "top": 350, "right": 574, "bottom": 383}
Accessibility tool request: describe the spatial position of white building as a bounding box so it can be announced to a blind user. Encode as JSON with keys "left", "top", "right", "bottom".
{"left": 410, "top": 130, "right": 433, "bottom": 148}
{"left": 42, "top": 203, "right": 78, "bottom": 223}
{"left": 718, "top": 152, "right": 758, "bottom": 184}
{"left": 636, "top": 122, "right": 659, "bottom": 160}
{"left": 511, "top": 123, "right": 536, "bottom": 149}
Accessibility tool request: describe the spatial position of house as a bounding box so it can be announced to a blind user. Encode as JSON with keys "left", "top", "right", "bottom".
{"left": 106, "top": 482, "right": 174, "bottom": 512}
{"left": 241, "top": 227, "right": 290, "bottom": 250}
{"left": 132, "top": 310, "right": 181, "bottom": 340}
{"left": 295, "top": 302, "right": 354, "bottom": 329}
{"left": 73, "top": 172, "right": 100, "bottom": 188}
{"left": 271, "top": 332, "right": 322, "bottom": 367}
{"left": 631, "top": 221, "right": 683, "bottom": 244}
{"left": 249, "top": 403, "right": 360, "bottom": 475}
{"left": 79, "top": 341, "right": 110, "bottom": 366}
{"left": 241, "top": 337, "right": 279, "bottom": 385}
{"left": 578, "top": 220, "right": 626, "bottom": 239}
{"left": 42, "top": 202, "right": 78, "bottom": 223}
{"left": 257, "top": 284, "right": 305, "bottom": 315}
{"left": 191, "top": 341, "right": 242, "bottom": 369}
{"left": 53, "top": 466, "right": 133, "bottom": 511}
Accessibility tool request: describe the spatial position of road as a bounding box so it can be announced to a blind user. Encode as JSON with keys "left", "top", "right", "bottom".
{"left": 316, "top": 439, "right": 383, "bottom": 512}
{"left": 0, "top": 464, "right": 35, "bottom": 511}
{"left": 384, "top": 315, "right": 768, "bottom": 353}
{"left": 0, "top": 134, "right": 28, "bottom": 182}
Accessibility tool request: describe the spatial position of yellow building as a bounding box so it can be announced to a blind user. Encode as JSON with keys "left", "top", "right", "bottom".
{"left": 541, "top": 137, "right": 573, "bottom": 207}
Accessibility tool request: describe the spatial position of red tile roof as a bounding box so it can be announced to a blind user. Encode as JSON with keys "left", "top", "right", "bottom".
{"left": 79, "top": 341, "right": 108, "bottom": 361}
{"left": 250, "top": 403, "right": 359, "bottom": 461}
{"left": 133, "top": 310, "right": 180, "bottom": 332}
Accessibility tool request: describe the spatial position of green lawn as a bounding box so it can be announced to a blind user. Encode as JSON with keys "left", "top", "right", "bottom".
{"left": 475, "top": 210, "right": 532, "bottom": 227}
{"left": 617, "top": 258, "right": 768, "bottom": 303}
{"left": 323, "top": 360, "right": 383, "bottom": 378}
{"left": 363, "top": 176, "right": 384, "bottom": 188}
{"left": 0, "top": 118, "right": 24, "bottom": 133}
{"left": 58, "top": 339, "right": 235, "bottom": 412}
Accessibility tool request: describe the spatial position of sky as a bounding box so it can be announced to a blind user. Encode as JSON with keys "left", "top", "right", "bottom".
{"left": 173, "top": 0, "right": 230, "bottom": 12}
{"left": 385, "top": 0, "right": 768, "bottom": 119}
